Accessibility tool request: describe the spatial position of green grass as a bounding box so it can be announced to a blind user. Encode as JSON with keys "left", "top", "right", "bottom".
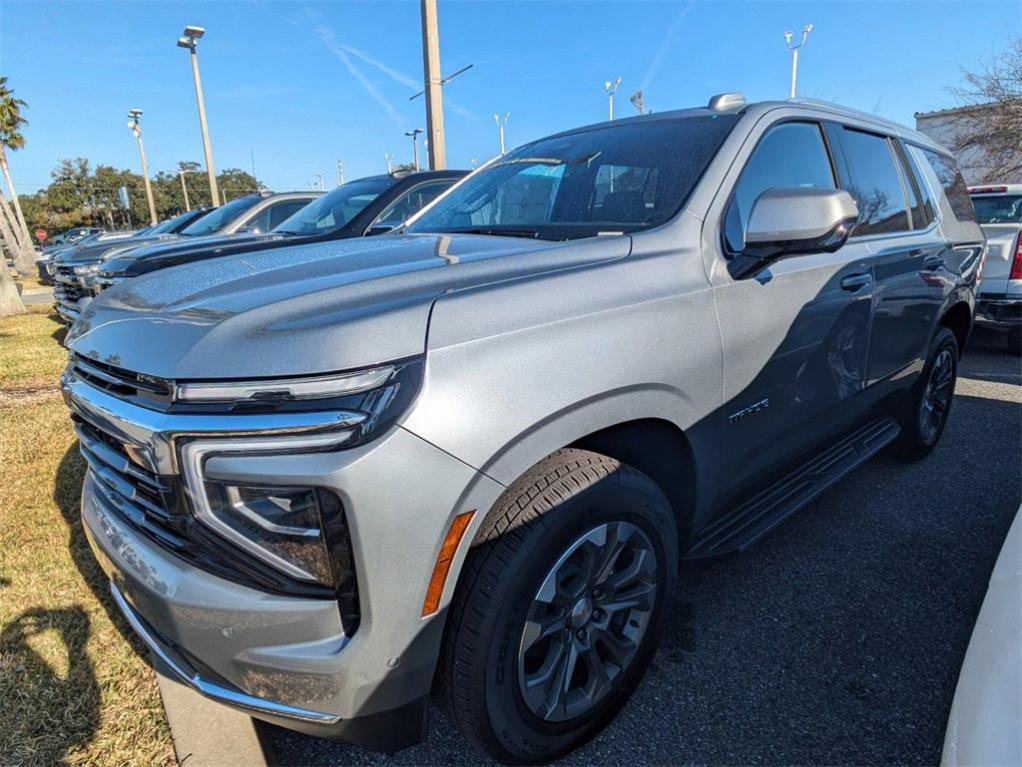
{"left": 0, "top": 310, "right": 174, "bottom": 767}
{"left": 15, "top": 273, "right": 47, "bottom": 292}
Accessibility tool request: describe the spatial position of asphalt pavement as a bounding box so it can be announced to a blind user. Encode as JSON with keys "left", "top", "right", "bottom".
{"left": 270, "top": 329, "right": 1021, "bottom": 766}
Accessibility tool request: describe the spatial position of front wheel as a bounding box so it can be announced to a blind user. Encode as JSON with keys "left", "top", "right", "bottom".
{"left": 891, "top": 327, "right": 958, "bottom": 460}
{"left": 442, "top": 449, "right": 679, "bottom": 764}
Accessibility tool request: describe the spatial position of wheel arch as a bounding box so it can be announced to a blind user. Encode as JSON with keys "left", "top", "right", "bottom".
{"left": 939, "top": 300, "right": 973, "bottom": 354}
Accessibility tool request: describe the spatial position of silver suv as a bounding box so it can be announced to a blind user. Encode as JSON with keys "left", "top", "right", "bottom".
{"left": 62, "top": 94, "right": 982, "bottom": 763}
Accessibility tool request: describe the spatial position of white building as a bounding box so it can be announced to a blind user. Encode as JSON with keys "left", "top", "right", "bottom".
{"left": 915, "top": 104, "right": 1022, "bottom": 184}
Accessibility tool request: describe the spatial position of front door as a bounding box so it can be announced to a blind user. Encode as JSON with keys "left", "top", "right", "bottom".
{"left": 709, "top": 120, "right": 875, "bottom": 497}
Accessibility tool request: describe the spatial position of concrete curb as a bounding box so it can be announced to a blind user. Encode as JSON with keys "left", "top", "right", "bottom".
{"left": 153, "top": 654, "right": 277, "bottom": 767}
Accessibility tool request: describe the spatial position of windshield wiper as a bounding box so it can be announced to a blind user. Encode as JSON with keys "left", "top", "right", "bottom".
{"left": 443, "top": 226, "right": 546, "bottom": 239}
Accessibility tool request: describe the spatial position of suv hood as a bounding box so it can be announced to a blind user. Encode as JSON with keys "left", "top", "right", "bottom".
{"left": 100, "top": 231, "right": 279, "bottom": 276}
{"left": 56, "top": 233, "right": 182, "bottom": 265}
{"left": 68, "top": 233, "right": 630, "bottom": 380}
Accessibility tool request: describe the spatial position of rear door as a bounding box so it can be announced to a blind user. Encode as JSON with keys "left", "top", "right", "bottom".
{"left": 709, "top": 118, "right": 875, "bottom": 495}
{"left": 830, "top": 126, "right": 947, "bottom": 389}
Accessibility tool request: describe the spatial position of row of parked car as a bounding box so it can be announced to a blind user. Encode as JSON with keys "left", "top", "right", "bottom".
{"left": 56, "top": 94, "right": 1019, "bottom": 765}
{"left": 41, "top": 169, "right": 466, "bottom": 322}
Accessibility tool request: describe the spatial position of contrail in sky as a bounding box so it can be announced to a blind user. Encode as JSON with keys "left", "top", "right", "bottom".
{"left": 313, "top": 24, "right": 404, "bottom": 129}
{"left": 642, "top": 0, "right": 695, "bottom": 91}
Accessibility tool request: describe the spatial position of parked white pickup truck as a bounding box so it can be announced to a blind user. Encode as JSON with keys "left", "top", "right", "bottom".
{"left": 970, "top": 184, "right": 1022, "bottom": 354}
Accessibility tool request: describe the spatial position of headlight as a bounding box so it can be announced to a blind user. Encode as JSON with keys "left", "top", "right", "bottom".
{"left": 180, "top": 430, "right": 353, "bottom": 585}
{"left": 73, "top": 263, "right": 100, "bottom": 277}
{"left": 175, "top": 359, "right": 422, "bottom": 591}
{"left": 176, "top": 365, "right": 394, "bottom": 402}
{"left": 171, "top": 358, "right": 423, "bottom": 441}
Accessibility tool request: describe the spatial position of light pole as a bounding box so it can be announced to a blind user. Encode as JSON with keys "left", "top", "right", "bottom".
{"left": 384, "top": 153, "right": 395, "bottom": 174}
{"left": 493, "top": 112, "right": 510, "bottom": 155}
{"left": 419, "top": 0, "right": 446, "bottom": 170}
{"left": 337, "top": 159, "right": 344, "bottom": 185}
{"left": 784, "top": 24, "right": 813, "bottom": 99}
{"left": 177, "top": 26, "right": 219, "bottom": 206}
{"left": 313, "top": 174, "right": 325, "bottom": 191}
{"left": 126, "top": 109, "right": 157, "bottom": 225}
{"left": 178, "top": 169, "right": 191, "bottom": 211}
{"left": 405, "top": 128, "right": 424, "bottom": 171}
{"left": 604, "top": 77, "right": 622, "bottom": 121}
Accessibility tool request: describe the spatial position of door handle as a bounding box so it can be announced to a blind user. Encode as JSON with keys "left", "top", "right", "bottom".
{"left": 923, "top": 255, "right": 944, "bottom": 271}
{"left": 840, "top": 273, "right": 872, "bottom": 292}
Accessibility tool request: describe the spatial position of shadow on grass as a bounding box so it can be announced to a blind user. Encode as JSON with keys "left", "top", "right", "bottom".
{"left": 52, "top": 444, "right": 149, "bottom": 655}
{"left": 0, "top": 604, "right": 99, "bottom": 766}
{"left": 50, "top": 315, "right": 68, "bottom": 346}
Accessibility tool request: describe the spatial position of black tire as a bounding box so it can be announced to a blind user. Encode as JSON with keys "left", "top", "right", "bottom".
{"left": 891, "top": 327, "right": 958, "bottom": 460}
{"left": 442, "top": 449, "right": 679, "bottom": 764}
{"left": 1007, "top": 326, "right": 1022, "bottom": 356}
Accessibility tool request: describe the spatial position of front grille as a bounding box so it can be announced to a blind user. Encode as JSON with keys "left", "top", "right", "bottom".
{"left": 54, "top": 283, "right": 83, "bottom": 301}
{"left": 75, "top": 417, "right": 188, "bottom": 551}
{"left": 71, "top": 354, "right": 174, "bottom": 407}
{"left": 73, "top": 403, "right": 360, "bottom": 620}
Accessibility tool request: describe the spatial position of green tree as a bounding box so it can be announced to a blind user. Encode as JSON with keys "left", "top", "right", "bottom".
{"left": 0, "top": 76, "right": 35, "bottom": 275}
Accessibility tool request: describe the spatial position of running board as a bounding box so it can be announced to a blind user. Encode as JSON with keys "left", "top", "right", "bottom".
{"left": 685, "top": 416, "right": 901, "bottom": 560}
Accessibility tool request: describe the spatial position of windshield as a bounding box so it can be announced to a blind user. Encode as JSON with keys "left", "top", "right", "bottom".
{"left": 149, "top": 209, "right": 199, "bottom": 235}
{"left": 275, "top": 177, "right": 397, "bottom": 235}
{"left": 180, "top": 196, "right": 261, "bottom": 237}
{"left": 971, "top": 195, "right": 1022, "bottom": 224}
{"left": 406, "top": 115, "right": 738, "bottom": 241}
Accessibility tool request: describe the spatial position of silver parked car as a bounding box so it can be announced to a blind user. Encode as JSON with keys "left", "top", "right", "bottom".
{"left": 62, "top": 94, "right": 982, "bottom": 763}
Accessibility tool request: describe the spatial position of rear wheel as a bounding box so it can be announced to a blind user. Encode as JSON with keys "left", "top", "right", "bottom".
{"left": 891, "top": 327, "right": 958, "bottom": 460}
{"left": 442, "top": 449, "right": 678, "bottom": 764}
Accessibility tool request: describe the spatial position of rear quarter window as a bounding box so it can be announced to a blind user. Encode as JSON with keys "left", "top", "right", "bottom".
{"left": 919, "top": 149, "right": 977, "bottom": 223}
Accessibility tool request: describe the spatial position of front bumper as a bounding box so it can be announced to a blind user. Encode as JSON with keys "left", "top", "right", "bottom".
{"left": 66, "top": 369, "right": 504, "bottom": 749}
{"left": 975, "top": 294, "right": 1022, "bottom": 328}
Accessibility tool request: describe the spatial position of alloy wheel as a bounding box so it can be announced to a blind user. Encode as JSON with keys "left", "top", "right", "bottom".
{"left": 517, "top": 521, "right": 658, "bottom": 723}
{"left": 919, "top": 348, "right": 954, "bottom": 444}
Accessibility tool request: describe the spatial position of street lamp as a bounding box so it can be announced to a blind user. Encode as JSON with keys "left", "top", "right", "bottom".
{"left": 177, "top": 167, "right": 192, "bottom": 211}
{"left": 604, "top": 77, "right": 622, "bottom": 121}
{"left": 177, "top": 26, "right": 219, "bottom": 206}
{"left": 493, "top": 112, "right": 510, "bottom": 155}
{"left": 784, "top": 24, "right": 813, "bottom": 99}
{"left": 405, "top": 128, "right": 424, "bottom": 171}
{"left": 126, "top": 109, "right": 157, "bottom": 225}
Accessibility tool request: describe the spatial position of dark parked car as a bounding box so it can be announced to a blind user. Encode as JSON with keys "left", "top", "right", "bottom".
{"left": 50, "top": 207, "right": 216, "bottom": 321}
{"left": 92, "top": 171, "right": 466, "bottom": 294}
{"left": 54, "top": 193, "right": 319, "bottom": 322}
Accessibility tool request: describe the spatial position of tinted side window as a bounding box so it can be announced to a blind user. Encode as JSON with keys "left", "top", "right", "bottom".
{"left": 920, "top": 149, "right": 977, "bottom": 223}
{"left": 724, "top": 122, "right": 836, "bottom": 253}
{"left": 373, "top": 181, "right": 454, "bottom": 226}
{"left": 268, "top": 200, "right": 309, "bottom": 230}
{"left": 840, "top": 129, "right": 910, "bottom": 236}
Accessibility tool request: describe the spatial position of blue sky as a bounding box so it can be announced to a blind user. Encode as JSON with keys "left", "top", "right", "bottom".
{"left": 2, "top": 0, "right": 1019, "bottom": 194}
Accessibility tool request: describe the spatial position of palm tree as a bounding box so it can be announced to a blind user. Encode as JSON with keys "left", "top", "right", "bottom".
{"left": 0, "top": 77, "right": 35, "bottom": 275}
{"left": 0, "top": 251, "right": 25, "bottom": 317}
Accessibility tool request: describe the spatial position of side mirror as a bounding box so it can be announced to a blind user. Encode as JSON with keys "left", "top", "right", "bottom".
{"left": 728, "top": 187, "right": 859, "bottom": 279}
{"left": 366, "top": 222, "right": 399, "bottom": 237}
